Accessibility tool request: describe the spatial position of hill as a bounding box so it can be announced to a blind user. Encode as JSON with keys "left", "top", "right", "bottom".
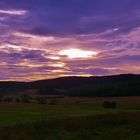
{"left": 0, "top": 74, "right": 140, "bottom": 97}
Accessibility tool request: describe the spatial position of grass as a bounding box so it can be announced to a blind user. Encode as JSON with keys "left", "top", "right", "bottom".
{"left": 0, "top": 102, "right": 139, "bottom": 139}
{"left": 0, "top": 112, "right": 140, "bottom": 140}
{"left": 0, "top": 102, "right": 115, "bottom": 127}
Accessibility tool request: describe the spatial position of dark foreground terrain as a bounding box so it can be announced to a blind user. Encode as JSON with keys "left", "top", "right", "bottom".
{"left": 0, "top": 112, "right": 140, "bottom": 140}
{"left": 0, "top": 74, "right": 140, "bottom": 139}
{"left": 0, "top": 101, "right": 139, "bottom": 140}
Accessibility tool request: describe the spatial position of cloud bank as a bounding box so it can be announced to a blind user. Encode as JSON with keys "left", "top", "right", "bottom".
{"left": 0, "top": 0, "right": 140, "bottom": 81}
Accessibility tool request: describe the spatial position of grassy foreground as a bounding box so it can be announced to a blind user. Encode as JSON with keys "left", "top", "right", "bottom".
{"left": 0, "top": 102, "right": 140, "bottom": 140}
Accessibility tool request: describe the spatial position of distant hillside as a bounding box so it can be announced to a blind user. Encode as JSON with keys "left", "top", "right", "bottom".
{"left": 0, "top": 74, "right": 140, "bottom": 97}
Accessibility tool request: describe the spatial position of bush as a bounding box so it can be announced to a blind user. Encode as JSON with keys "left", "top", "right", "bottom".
{"left": 15, "top": 98, "right": 21, "bottom": 103}
{"left": 21, "top": 98, "right": 30, "bottom": 103}
{"left": 3, "top": 97, "right": 13, "bottom": 102}
{"left": 0, "top": 95, "right": 3, "bottom": 102}
{"left": 36, "top": 97, "right": 47, "bottom": 104}
{"left": 49, "top": 99, "right": 58, "bottom": 105}
{"left": 102, "top": 101, "right": 117, "bottom": 108}
{"left": 21, "top": 94, "right": 30, "bottom": 103}
{"left": 75, "top": 101, "right": 81, "bottom": 104}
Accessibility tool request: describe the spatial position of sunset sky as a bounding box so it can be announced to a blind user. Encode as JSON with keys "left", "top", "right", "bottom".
{"left": 0, "top": 0, "right": 140, "bottom": 81}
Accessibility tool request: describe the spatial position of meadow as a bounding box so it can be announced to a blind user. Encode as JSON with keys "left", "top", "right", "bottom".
{"left": 0, "top": 97, "right": 140, "bottom": 140}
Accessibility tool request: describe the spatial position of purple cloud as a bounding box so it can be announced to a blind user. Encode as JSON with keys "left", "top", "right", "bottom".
{"left": 0, "top": 0, "right": 140, "bottom": 81}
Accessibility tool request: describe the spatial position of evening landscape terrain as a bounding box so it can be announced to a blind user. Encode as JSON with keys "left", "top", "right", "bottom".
{"left": 0, "top": 74, "right": 140, "bottom": 140}
{"left": 0, "top": 0, "right": 140, "bottom": 139}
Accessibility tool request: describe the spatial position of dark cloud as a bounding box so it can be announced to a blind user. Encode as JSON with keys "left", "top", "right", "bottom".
{"left": 0, "top": 0, "right": 140, "bottom": 36}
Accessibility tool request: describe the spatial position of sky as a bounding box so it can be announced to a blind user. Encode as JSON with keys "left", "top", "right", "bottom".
{"left": 0, "top": 0, "right": 140, "bottom": 81}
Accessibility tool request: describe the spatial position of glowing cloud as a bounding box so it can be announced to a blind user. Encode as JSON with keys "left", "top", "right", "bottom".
{"left": 49, "top": 63, "right": 65, "bottom": 68}
{"left": 58, "top": 48, "right": 97, "bottom": 59}
{"left": 0, "top": 9, "right": 27, "bottom": 16}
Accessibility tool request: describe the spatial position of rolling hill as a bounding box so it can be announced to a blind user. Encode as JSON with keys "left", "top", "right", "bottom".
{"left": 0, "top": 74, "right": 140, "bottom": 97}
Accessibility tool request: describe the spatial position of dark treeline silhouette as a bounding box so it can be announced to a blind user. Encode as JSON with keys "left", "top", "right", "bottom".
{"left": 0, "top": 74, "right": 140, "bottom": 97}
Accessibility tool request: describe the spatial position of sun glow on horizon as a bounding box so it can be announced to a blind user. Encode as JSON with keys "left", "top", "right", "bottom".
{"left": 58, "top": 48, "right": 97, "bottom": 59}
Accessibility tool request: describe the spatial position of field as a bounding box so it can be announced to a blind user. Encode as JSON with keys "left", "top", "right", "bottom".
{"left": 0, "top": 96, "right": 140, "bottom": 140}
{"left": 63, "top": 96, "right": 140, "bottom": 104}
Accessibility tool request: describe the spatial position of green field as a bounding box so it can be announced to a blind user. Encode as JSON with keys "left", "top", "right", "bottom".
{"left": 0, "top": 102, "right": 140, "bottom": 140}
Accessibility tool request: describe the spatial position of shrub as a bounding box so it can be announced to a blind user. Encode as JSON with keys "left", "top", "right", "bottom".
{"left": 21, "top": 98, "right": 30, "bottom": 103}
{"left": 0, "top": 95, "right": 3, "bottom": 102}
{"left": 15, "top": 98, "right": 21, "bottom": 103}
{"left": 36, "top": 97, "right": 47, "bottom": 104}
{"left": 21, "top": 94, "right": 30, "bottom": 103}
{"left": 49, "top": 99, "right": 58, "bottom": 105}
{"left": 75, "top": 101, "right": 81, "bottom": 104}
{"left": 102, "top": 101, "right": 117, "bottom": 108}
{"left": 3, "top": 97, "right": 13, "bottom": 102}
